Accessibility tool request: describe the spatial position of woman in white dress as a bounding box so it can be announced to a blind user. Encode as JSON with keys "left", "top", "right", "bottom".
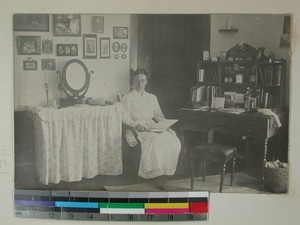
{"left": 122, "top": 68, "right": 181, "bottom": 181}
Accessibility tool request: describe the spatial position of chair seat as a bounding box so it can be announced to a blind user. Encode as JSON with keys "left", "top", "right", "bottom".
{"left": 191, "top": 143, "right": 237, "bottom": 162}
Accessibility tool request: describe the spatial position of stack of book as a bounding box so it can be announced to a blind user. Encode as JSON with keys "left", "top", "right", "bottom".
{"left": 190, "top": 85, "right": 219, "bottom": 103}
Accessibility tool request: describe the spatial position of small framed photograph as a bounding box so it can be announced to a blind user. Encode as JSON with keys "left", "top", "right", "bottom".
{"left": 100, "top": 38, "right": 110, "bottom": 58}
{"left": 17, "top": 36, "right": 41, "bottom": 55}
{"left": 42, "top": 39, "right": 53, "bottom": 54}
{"left": 112, "top": 42, "right": 120, "bottom": 52}
{"left": 56, "top": 44, "right": 78, "bottom": 56}
{"left": 219, "top": 51, "right": 227, "bottom": 61}
{"left": 23, "top": 57, "right": 37, "bottom": 70}
{"left": 53, "top": 14, "right": 81, "bottom": 36}
{"left": 92, "top": 16, "right": 104, "bottom": 33}
{"left": 236, "top": 74, "right": 243, "bottom": 83}
{"left": 121, "top": 54, "right": 126, "bottom": 59}
{"left": 41, "top": 59, "right": 56, "bottom": 70}
{"left": 13, "top": 14, "right": 49, "bottom": 31}
{"left": 83, "top": 34, "right": 97, "bottom": 59}
{"left": 113, "top": 27, "right": 128, "bottom": 39}
{"left": 121, "top": 43, "right": 127, "bottom": 52}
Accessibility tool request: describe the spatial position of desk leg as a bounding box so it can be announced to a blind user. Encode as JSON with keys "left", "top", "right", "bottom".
{"left": 261, "top": 138, "right": 268, "bottom": 190}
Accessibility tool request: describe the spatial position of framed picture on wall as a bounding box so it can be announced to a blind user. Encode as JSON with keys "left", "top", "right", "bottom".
{"left": 53, "top": 14, "right": 81, "bottom": 36}
{"left": 41, "top": 59, "right": 56, "bottom": 70}
{"left": 16, "top": 36, "right": 41, "bottom": 55}
{"left": 83, "top": 34, "right": 97, "bottom": 59}
{"left": 42, "top": 39, "right": 53, "bottom": 54}
{"left": 13, "top": 14, "right": 49, "bottom": 32}
{"left": 56, "top": 44, "right": 78, "bottom": 56}
{"left": 23, "top": 57, "right": 37, "bottom": 70}
{"left": 113, "top": 27, "right": 128, "bottom": 39}
{"left": 92, "top": 16, "right": 104, "bottom": 33}
{"left": 100, "top": 38, "right": 110, "bottom": 58}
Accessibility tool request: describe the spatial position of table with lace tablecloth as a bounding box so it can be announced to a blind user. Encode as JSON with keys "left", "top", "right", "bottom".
{"left": 29, "top": 103, "right": 122, "bottom": 185}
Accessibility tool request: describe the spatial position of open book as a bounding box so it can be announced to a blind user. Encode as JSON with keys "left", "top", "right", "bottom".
{"left": 150, "top": 119, "right": 178, "bottom": 132}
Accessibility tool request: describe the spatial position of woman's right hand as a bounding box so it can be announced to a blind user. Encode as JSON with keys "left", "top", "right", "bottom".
{"left": 135, "top": 124, "right": 145, "bottom": 132}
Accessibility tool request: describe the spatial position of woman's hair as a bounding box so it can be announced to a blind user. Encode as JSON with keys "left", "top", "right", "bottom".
{"left": 132, "top": 68, "right": 150, "bottom": 80}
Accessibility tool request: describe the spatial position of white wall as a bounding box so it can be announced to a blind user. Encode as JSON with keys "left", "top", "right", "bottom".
{"left": 14, "top": 14, "right": 130, "bottom": 111}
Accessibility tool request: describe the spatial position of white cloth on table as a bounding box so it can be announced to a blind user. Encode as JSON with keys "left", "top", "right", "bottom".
{"left": 121, "top": 90, "right": 181, "bottom": 179}
{"left": 29, "top": 104, "right": 122, "bottom": 185}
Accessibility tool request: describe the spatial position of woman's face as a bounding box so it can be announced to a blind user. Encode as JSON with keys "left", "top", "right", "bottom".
{"left": 133, "top": 73, "right": 148, "bottom": 92}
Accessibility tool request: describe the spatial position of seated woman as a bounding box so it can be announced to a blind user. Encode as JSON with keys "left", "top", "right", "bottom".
{"left": 122, "top": 68, "right": 181, "bottom": 180}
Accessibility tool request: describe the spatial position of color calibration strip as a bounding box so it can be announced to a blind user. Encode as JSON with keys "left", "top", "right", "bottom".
{"left": 14, "top": 190, "right": 209, "bottom": 221}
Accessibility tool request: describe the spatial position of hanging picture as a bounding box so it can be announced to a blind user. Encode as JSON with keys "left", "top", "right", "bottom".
{"left": 17, "top": 36, "right": 41, "bottom": 55}
{"left": 13, "top": 14, "right": 49, "bottom": 31}
{"left": 41, "top": 59, "right": 56, "bottom": 70}
{"left": 53, "top": 14, "right": 81, "bottom": 36}
{"left": 112, "top": 42, "right": 120, "bottom": 52}
{"left": 113, "top": 27, "right": 129, "bottom": 39}
{"left": 83, "top": 34, "right": 97, "bottom": 59}
{"left": 23, "top": 57, "right": 37, "bottom": 70}
{"left": 56, "top": 44, "right": 78, "bottom": 56}
{"left": 100, "top": 38, "right": 110, "bottom": 58}
{"left": 121, "top": 43, "right": 127, "bottom": 52}
{"left": 42, "top": 39, "right": 53, "bottom": 54}
{"left": 92, "top": 16, "right": 104, "bottom": 33}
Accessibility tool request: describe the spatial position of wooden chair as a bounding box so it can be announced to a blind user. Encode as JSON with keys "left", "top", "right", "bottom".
{"left": 190, "top": 143, "right": 237, "bottom": 193}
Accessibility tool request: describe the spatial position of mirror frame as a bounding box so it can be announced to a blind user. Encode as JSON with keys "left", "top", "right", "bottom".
{"left": 59, "top": 59, "right": 92, "bottom": 98}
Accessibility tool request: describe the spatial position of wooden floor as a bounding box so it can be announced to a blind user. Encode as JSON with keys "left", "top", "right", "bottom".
{"left": 15, "top": 162, "right": 273, "bottom": 194}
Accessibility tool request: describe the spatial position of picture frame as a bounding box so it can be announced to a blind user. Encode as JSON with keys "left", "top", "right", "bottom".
{"left": 56, "top": 44, "right": 78, "bottom": 56}
{"left": 121, "top": 43, "right": 127, "bottom": 52}
{"left": 236, "top": 74, "right": 244, "bottom": 83}
{"left": 53, "top": 14, "right": 81, "bottom": 36}
{"left": 41, "top": 59, "right": 55, "bottom": 70}
{"left": 13, "top": 14, "right": 49, "bottom": 32}
{"left": 113, "top": 27, "right": 129, "bottom": 39}
{"left": 219, "top": 51, "right": 227, "bottom": 61}
{"left": 23, "top": 57, "right": 37, "bottom": 70}
{"left": 100, "top": 38, "right": 110, "bottom": 58}
{"left": 42, "top": 39, "right": 53, "bottom": 54}
{"left": 92, "top": 16, "right": 104, "bottom": 33}
{"left": 83, "top": 34, "right": 97, "bottom": 59}
{"left": 17, "top": 36, "right": 41, "bottom": 55}
{"left": 112, "top": 42, "right": 120, "bottom": 52}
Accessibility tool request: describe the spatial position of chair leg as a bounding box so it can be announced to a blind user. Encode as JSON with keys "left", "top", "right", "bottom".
{"left": 202, "top": 160, "right": 206, "bottom": 182}
{"left": 191, "top": 158, "right": 195, "bottom": 190}
{"left": 220, "top": 162, "right": 226, "bottom": 193}
{"left": 230, "top": 157, "right": 236, "bottom": 186}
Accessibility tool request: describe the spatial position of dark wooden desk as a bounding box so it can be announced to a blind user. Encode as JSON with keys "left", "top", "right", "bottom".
{"left": 179, "top": 108, "right": 281, "bottom": 189}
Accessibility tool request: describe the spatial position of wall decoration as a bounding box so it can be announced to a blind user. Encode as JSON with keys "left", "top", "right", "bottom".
{"left": 100, "top": 38, "right": 110, "bottom": 58}
{"left": 114, "top": 54, "right": 119, "bottom": 59}
{"left": 113, "top": 27, "right": 128, "bottom": 39}
{"left": 121, "top": 43, "right": 127, "bottom": 52}
{"left": 280, "top": 16, "right": 290, "bottom": 48}
{"left": 41, "top": 59, "right": 56, "bottom": 70}
{"left": 83, "top": 34, "right": 97, "bottom": 59}
{"left": 92, "top": 16, "right": 104, "bottom": 33}
{"left": 23, "top": 57, "right": 37, "bottom": 70}
{"left": 121, "top": 54, "right": 126, "bottom": 59}
{"left": 219, "top": 51, "right": 227, "bottom": 61}
{"left": 42, "top": 39, "right": 53, "bottom": 54}
{"left": 56, "top": 44, "right": 78, "bottom": 56}
{"left": 13, "top": 14, "right": 49, "bottom": 32}
{"left": 17, "top": 36, "right": 41, "bottom": 55}
{"left": 112, "top": 42, "right": 120, "bottom": 52}
{"left": 53, "top": 14, "right": 81, "bottom": 36}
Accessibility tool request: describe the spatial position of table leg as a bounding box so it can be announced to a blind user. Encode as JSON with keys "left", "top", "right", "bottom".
{"left": 261, "top": 138, "right": 268, "bottom": 190}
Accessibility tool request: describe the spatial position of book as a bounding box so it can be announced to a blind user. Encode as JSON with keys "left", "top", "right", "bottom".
{"left": 150, "top": 119, "right": 178, "bottom": 132}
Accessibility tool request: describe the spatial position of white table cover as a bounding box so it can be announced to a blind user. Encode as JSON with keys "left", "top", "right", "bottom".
{"left": 29, "top": 103, "right": 122, "bottom": 185}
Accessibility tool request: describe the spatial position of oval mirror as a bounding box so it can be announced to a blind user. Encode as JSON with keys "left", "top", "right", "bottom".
{"left": 60, "top": 59, "right": 92, "bottom": 98}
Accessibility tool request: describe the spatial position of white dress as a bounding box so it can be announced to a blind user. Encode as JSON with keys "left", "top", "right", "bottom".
{"left": 122, "top": 90, "right": 181, "bottom": 179}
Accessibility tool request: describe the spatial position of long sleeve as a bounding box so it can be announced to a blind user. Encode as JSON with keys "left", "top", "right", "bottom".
{"left": 153, "top": 96, "right": 165, "bottom": 122}
{"left": 121, "top": 95, "right": 138, "bottom": 128}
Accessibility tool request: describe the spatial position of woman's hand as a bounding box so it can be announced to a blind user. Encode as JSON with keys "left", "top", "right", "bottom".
{"left": 135, "top": 124, "right": 145, "bottom": 132}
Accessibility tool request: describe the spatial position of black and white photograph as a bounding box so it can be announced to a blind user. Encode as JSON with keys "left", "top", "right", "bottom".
{"left": 92, "top": 15, "right": 104, "bottom": 33}
{"left": 42, "top": 39, "right": 53, "bottom": 54}
{"left": 13, "top": 14, "right": 49, "bottom": 32}
{"left": 23, "top": 57, "right": 37, "bottom": 70}
{"left": 16, "top": 36, "right": 41, "bottom": 55}
{"left": 53, "top": 14, "right": 81, "bottom": 36}
{"left": 14, "top": 14, "right": 290, "bottom": 195}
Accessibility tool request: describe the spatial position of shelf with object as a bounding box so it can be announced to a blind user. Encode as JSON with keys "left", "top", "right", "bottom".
{"left": 193, "top": 45, "right": 286, "bottom": 110}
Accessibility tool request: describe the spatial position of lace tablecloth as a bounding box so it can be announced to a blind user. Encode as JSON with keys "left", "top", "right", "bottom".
{"left": 29, "top": 104, "right": 122, "bottom": 185}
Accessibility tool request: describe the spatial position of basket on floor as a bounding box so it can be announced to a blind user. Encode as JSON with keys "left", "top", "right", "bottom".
{"left": 265, "top": 167, "right": 288, "bottom": 193}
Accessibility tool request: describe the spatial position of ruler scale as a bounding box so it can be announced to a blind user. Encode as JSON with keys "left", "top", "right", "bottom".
{"left": 14, "top": 190, "right": 209, "bottom": 221}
